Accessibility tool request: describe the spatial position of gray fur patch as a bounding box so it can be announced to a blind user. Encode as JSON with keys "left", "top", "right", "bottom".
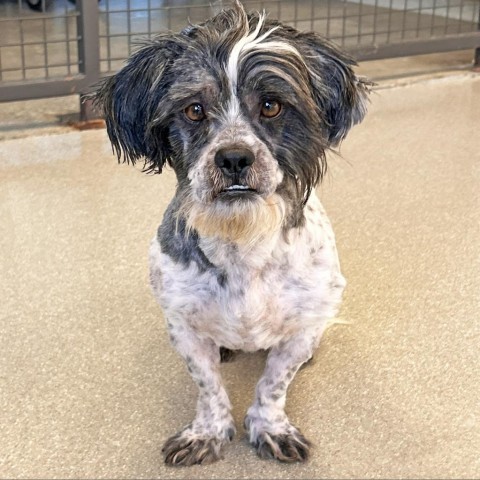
{"left": 158, "top": 196, "right": 227, "bottom": 287}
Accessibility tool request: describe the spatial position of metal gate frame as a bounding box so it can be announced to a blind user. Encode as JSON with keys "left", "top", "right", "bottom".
{"left": 0, "top": 0, "right": 479, "bottom": 105}
{"left": 0, "top": 0, "right": 98, "bottom": 102}
{"left": 351, "top": 27, "right": 480, "bottom": 61}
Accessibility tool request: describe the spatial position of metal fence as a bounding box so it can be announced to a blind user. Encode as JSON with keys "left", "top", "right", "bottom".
{"left": 0, "top": 0, "right": 479, "bottom": 103}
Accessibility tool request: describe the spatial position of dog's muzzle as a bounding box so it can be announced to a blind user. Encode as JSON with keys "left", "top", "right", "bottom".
{"left": 214, "top": 147, "right": 256, "bottom": 193}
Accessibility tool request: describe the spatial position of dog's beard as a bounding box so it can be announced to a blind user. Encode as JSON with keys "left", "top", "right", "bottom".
{"left": 179, "top": 192, "right": 286, "bottom": 246}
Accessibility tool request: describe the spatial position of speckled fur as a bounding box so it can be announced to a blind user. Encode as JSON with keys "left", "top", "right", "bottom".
{"left": 94, "top": 0, "right": 369, "bottom": 466}
{"left": 150, "top": 194, "right": 344, "bottom": 352}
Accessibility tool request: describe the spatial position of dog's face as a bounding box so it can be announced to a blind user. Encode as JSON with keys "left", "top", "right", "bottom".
{"left": 95, "top": 2, "right": 369, "bottom": 242}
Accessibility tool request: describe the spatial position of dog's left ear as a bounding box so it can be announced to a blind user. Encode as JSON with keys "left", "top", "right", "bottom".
{"left": 296, "top": 32, "right": 371, "bottom": 146}
{"left": 93, "top": 35, "right": 185, "bottom": 173}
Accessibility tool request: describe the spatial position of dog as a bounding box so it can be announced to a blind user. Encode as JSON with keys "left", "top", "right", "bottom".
{"left": 94, "top": 0, "right": 370, "bottom": 466}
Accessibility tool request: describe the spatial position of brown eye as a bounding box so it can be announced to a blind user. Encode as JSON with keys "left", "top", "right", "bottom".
{"left": 261, "top": 100, "right": 281, "bottom": 118}
{"left": 185, "top": 103, "right": 205, "bottom": 122}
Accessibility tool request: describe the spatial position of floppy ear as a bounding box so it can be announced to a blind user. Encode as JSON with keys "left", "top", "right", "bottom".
{"left": 296, "top": 32, "right": 371, "bottom": 146}
{"left": 93, "top": 35, "right": 185, "bottom": 173}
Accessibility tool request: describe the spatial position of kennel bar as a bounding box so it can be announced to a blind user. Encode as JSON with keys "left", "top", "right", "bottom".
{"left": 0, "top": 0, "right": 479, "bottom": 105}
{"left": 0, "top": 0, "right": 98, "bottom": 102}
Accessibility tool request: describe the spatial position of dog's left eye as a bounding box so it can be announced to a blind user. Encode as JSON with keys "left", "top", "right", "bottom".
{"left": 185, "top": 103, "right": 206, "bottom": 122}
{"left": 260, "top": 100, "right": 282, "bottom": 119}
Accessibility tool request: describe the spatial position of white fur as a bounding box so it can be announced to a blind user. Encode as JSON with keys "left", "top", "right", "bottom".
{"left": 150, "top": 193, "right": 345, "bottom": 352}
{"left": 225, "top": 11, "right": 302, "bottom": 97}
{"left": 150, "top": 192, "right": 345, "bottom": 462}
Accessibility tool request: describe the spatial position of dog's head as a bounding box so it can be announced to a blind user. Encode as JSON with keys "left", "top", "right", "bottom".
{"left": 95, "top": 1, "right": 370, "bottom": 243}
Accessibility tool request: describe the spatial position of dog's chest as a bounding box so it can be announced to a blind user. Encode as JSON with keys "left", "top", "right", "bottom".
{"left": 150, "top": 197, "right": 344, "bottom": 351}
{"left": 198, "top": 242, "right": 312, "bottom": 349}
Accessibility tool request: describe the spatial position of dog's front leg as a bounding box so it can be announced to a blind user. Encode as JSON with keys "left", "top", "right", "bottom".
{"left": 245, "top": 331, "right": 320, "bottom": 462}
{"left": 162, "top": 328, "right": 235, "bottom": 466}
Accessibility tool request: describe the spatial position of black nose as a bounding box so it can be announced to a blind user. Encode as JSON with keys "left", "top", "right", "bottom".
{"left": 214, "top": 148, "right": 255, "bottom": 178}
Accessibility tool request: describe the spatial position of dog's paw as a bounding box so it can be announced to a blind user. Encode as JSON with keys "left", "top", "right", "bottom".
{"left": 245, "top": 415, "right": 311, "bottom": 463}
{"left": 162, "top": 426, "right": 234, "bottom": 466}
{"left": 219, "top": 346, "right": 237, "bottom": 363}
{"left": 253, "top": 429, "right": 311, "bottom": 462}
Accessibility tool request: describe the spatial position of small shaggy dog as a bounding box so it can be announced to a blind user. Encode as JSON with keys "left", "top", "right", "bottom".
{"left": 95, "top": 0, "right": 369, "bottom": 466}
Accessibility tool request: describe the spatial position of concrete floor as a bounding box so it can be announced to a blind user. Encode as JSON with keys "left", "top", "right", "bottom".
{"left": 1, "top": 73, "right": 480, "bottom": 478}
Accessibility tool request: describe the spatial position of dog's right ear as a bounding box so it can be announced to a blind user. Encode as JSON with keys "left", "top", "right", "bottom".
{"left": 93, "top": 35, "right": 185, "bottom": 173}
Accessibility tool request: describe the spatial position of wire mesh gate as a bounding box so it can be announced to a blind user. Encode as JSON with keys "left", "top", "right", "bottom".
{"left": 0, "top": 0, "right": 99, "bottom": 101}
{"left": 0, "top": 0, "right": 479, "bottom": 103}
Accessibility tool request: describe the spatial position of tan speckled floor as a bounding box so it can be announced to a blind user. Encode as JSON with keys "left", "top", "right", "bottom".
{"left": 1, "top": 73, "right": 479, "bottom": 478}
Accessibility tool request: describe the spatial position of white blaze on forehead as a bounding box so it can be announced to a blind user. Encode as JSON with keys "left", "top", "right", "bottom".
{"left": 226, "top": 94, "right": 241, "bottom": 124}
{"left": 226, "top": 12, "right": 303, "bottom": 94}
{"left": 226, "top": 11, "right": 269, "bottom": 91}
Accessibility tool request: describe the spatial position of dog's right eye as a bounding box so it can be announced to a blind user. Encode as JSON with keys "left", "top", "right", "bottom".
{"left": 185, "top": 103, "right": 205, "bottom": 122}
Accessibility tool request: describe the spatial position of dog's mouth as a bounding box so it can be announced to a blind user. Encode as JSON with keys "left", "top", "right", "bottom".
{"left": 216, "top": 184, "right": 258, "bottom": 201}
{"left": 223, "top": 185, "right": 257, "bottom": 193}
